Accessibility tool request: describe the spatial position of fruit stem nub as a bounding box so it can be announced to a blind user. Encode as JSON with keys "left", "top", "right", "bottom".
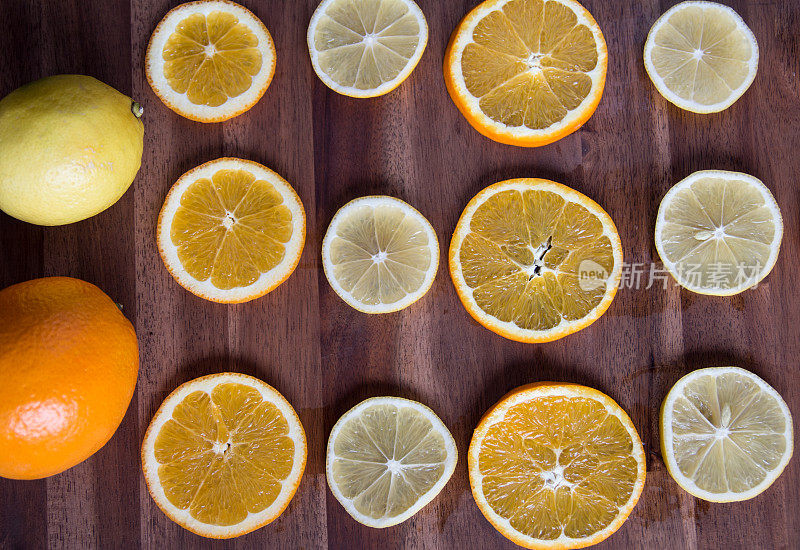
{"left": 131, "top": 101, "right": 143, "bottom": 118}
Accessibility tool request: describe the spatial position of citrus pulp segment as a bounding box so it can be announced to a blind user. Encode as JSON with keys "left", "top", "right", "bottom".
{"left": 449, "top": 179, "right": 622, "bottom": 342}
{"left": 157, "top": 157, "right": 305, "bottom": 303}
{"left": 469, "top": 383, "right": 646, "bottom": 549}
{"left": 146, "top": 0, "right": 276, "bottom": 122}
{"left": 326, "top": 396, "right": 457, "bottom": 527}
{"left": 322, "top": 196, "right": 439, "bottom": 313}
{"left": 660, "top": 367, "right": 793, "bottom": 502}
{"left": 644, "top": 1, "right": 758, "bottom": 113}
{"left": 141, "top": 373, "right": 307, "bottom": 538}
{"left": 654, "top": 170, "right": 782, "bottom": 295}
{"left": 444, "top": 0, "right": 607, "bottom": 146}
{"left": 307, "top": 0, "right": 428, "bottom": 97}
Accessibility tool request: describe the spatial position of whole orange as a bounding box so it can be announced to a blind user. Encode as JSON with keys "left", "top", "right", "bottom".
{"left": 0, "top": 277, "right": 139, "bottom": 479}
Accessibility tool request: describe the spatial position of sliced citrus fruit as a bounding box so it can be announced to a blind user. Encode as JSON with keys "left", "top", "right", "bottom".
{"left": 644, "top": 1, "right": 758, "bottom": 113}
{"left": 146, "top": 0, "right": 276, "bottom": 122}
{"left": 654, "top": 170, "right": 782, "bottom": 295}
{"left": 470, "top": 383, "right": 646, "bottom": 549}
{"left": 326, "top": 396, "right": 457, "bottom": 527}
{"left": 141, "top": 372, "right": 307, "bottom": 538}
{"left": 157, "top": 157, "right": 305, "bottom": 303}
{"left": 307, "top": 0, "right": 428, "bottom": 97}
{"left": 449, "top": 179, "right": 622, "bottom": 342}
{"left": 444, "top": 0, "right": 607, "bottom": 146}
{"left": 322, "top": 196, "right": 439, "bottom": 313}
{"left": 660, "top": 367, "right": 793, "bottom": 502}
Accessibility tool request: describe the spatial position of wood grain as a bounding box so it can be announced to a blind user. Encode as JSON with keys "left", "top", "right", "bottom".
{"left": 1, "top": 0, "right": 799, "bottom": 548}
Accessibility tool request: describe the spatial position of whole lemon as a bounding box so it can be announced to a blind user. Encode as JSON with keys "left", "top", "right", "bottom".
{"left": 0, "top": 277, "right": 139, "bottom": 479}
{"left": 0, "top": 75, "right": 144, "bottom": 225}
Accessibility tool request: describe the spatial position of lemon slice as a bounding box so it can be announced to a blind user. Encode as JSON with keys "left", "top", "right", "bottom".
{"left": 157, "top": 157, "right": 305, "bottom": 303}
{"left": 655, "top": 170, "right": 782, "bottom": 295}
{"left": 470, "top": 383, "right": 646, "bottom": 549}
{"left": 660, "top": 367, "right": 793, "bottom": 502}
{"left": 146, "top": 0, "right": 276, "bottom": 122}
{"left": 449, "top": 179, "right": 622, "bottom": 342}
{"left": 307, "top": 0, "right": 428, "bottom": 97}
{"left": 326, "top": 396, "right": 457, "bottom": 527}
{"left": 444, "top": 0, "right": 608, "bottom": 146}
{"left": 644, "top": 1, "right": 758, "bottom": 113}
{"left": 141, "top": 373, "right": 307, "bottom": 538}
{"left": 322, "top": 196, "right": 439, "bottom": 313}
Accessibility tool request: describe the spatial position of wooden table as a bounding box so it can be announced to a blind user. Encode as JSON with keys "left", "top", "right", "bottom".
{"left": 1, "top": 0, "right": 798, "bottom": 548}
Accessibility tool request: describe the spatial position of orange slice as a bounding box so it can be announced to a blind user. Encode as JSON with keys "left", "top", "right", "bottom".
{"left": 146, "top": 0, "right": 276, "bottom": 122}
{"left": 157, "top": 158, "right": 305, "bottom": 303}
{"left": 449, "top": 179, "right": 622, "bottom": 342}
{"left": 141, "top": 373, "right": 307, "bottom": 538}
{"left": 444, "top": 0, "right": 607, "bottom": 146}
{"left": 469, "top": 382, "right": 646, "bottom": 549}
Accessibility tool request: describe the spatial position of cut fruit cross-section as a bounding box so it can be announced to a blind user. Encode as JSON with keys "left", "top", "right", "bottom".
{"left": 322, "top": 196, "right": 439, "bottom": 313}
{"left": 449, "top": 179, "right": 622, "bottom": 342}
{"left": 326, "top": 396, "right": 457, "bottom": 527}
{"left": 644, "top": 1, "right": 758, "bottom": 113}
{"left": 660, "top": 367, "right": 793, "bottom": 502}
{"left": 141, "top": 373, "right": 307, "bottom": 538}
{"left": 444, "top": 0, "right": 608, "bottom": 146}
{"left": 307, "top": 0, "right": 428, "bottom": 97}
{"left": 157, "top": 157, "right": 306, "bottom": 303}
{"left": 146, "top": 0, "right": 276, "bottom": 122}
{"left": 469, "top": 383, "right": 646, "bottom": 549}
{"left": 654, "top": 170, "right": 782, "bottom": 295}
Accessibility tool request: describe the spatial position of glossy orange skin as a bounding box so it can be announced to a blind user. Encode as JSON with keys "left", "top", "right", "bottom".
{"left": 0, "top": 277, "right": 139, "bottom": 479}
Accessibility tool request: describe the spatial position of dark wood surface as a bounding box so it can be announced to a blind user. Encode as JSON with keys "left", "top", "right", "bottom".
{"left": 1, "top": 0, "right": 799, "bottom": 548}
